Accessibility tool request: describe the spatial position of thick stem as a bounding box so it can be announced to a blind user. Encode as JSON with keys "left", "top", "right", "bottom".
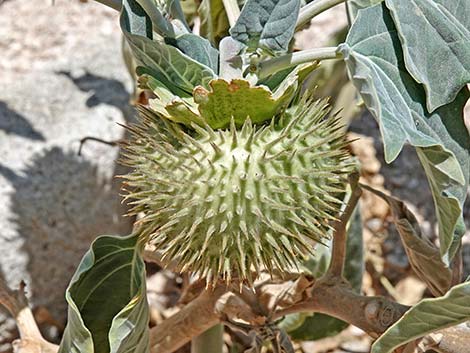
{"left": 150, "top": 285, "right": 227, "bottom": 353}
{"left": 191, "top": 324, "right": 224, "bottom": 353}
{"left": 296, "top": 0, "right": 347, "bottom": 30}
{"left": 222, "top": 0, "right": 241, "bottom": 27}
{"left": 93, "top": 0, "right": 121, "bottom": 11}
{"left": 328, "top": 173, "right": 361, "bottom": 277}
{"left": 257, "top": 47, "right": 341, "bottom": 79}
{"left": 273, "top": 278, "right": 409, "bottom": 338}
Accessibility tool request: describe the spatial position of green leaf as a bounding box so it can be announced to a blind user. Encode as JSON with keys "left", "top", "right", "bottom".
{"left": 137, "top": 66, "right": 191, "bottom": 98}
{"left": 290, "top": 314, "right": 349, "bottom": 341}
{"left": 193, "top": 79, "right": 291, "bottom": 128}
{"left": 371, "top": 281, "right": 470, "bottom": 353}
{"left": 122, "top": 33, "right": 216, "bottom": 93}
{"left": 135, "top": 0, "right": 174, "bottom": 37}
{"left": 338, "top": 4, "right": 470, "bottom": 263}
{"left": 278, "top": 313, "right": 312, "bottom": 333}
{"left": 58, "top": 234, "right": 149, "bottom": 353}
{"left": 135, "top": 0, "right": 190, "bottom": 37}
{"left": 192, "top": 64, "right": 315, "bottom": 128}
{"left": 171, "top": 34, "right": 219, "bottom": 73}
{"left": 288, "top": 205, "right": 364, "bottom": 340}
{"left": 385, "top": 0, "right": 470, "bottom": 112}
{"left": 361, "top": 184, "right": 452, "bottom": 296}
{"left": 140, "top": 74, "right": 204, "bottom": 125}
{"left": 120, "top": 0, "right": 153, "bottom": 39}
{"left": 121, "top": 0, "right": 216, "bottom": 94}
{"left": 199, "top": 0, "right": 230, "bottom": 46}
{"left": 230, "top": 0, "right": 301, "bottom": 52}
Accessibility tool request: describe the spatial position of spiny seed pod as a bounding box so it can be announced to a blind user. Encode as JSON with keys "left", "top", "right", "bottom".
{"left": 122, "top": 97, "right": 355, "bottom": 284}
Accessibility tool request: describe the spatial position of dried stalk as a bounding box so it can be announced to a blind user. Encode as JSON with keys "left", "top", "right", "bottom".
{"left": 0, "top": 280, "right": 58, "bottom": 353}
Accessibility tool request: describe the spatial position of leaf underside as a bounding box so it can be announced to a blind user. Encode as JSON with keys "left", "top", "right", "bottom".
{"left": 339, "top": 3, "right": 470, "bottom": 264}
{"left": 362, "top": 185, "right": 452, "bottom": 296}
{"left": 371, "top": 281, "right": 470, "bottom": 353}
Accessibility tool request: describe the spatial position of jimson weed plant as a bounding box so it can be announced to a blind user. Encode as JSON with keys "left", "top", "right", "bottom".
{"left": 2, "top": 0, "right": 469, "bottom": 353}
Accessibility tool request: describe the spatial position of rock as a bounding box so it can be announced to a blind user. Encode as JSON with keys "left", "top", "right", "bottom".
{"left": 146, "top": 271, "right": 181, "bottom": 312}
{"left": 0, "top": 0, "right": 133, "bottom": 346}
{"left": 394, "top": 277, "right": 427, "bottom": 306}
{"left": 295, "top": 4, "right": 348, "bottom": 49}
{"left": 349, "top": 133, "right": 382, "bottom": 176}
{"left": 366, "top": 218, "right": 382, "bottom": 233}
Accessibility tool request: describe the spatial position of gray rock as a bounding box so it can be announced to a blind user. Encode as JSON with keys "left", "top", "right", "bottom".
{"left": 0, "top": 0, "right": 134, "bottom": 347}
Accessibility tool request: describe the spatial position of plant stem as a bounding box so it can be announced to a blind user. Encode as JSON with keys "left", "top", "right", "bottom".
{"left": 0, "top": 280, "right": 58, "bottom": 353}
{"left": 296, "top": 0, "right": 347, "bottom": 30}
{"left": 191, "top": 324, "right": 224, "bottom": 353}
{"left": 328, "top": 172, "right": 361, "bottom": 277}
{"left": 222, "top": 0, "right": 241, "bottom": 27}
{"left": 94, "top": 0, "right": 121, "bottom": 11}
{"left": 257, "top": 47, "right": 341, "bottom": 79}
{"left": 150, "top": 285, "right": 227, "bottom": 353}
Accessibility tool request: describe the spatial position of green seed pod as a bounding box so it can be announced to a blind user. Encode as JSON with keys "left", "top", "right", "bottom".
{"left": 122, "top": 97, "right": 355, "bottom": 284}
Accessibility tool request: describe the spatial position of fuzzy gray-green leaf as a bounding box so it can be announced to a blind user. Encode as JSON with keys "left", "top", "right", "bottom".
{"left": 121, "top": 2, "right": 216, "bottom": 93}
{"left": 347, "top": 0, "right": 384, "bottom": 18}
{"left": 371, "top": 281, "right": 470, "bottom": 353}
{"left": 230, "top": 0, "right": 301, "bottom": 52}
{"left": 350, "top": 0, "right": 384, "bottom": 6}
{"left": 135, "top": 0, "right": 174, "bottom": 37}
{"left": 385, "top": 0, "right": 470, "bottom": 112}
{"left": 58, "top": 234, "right": 149, "bottom": 353}
{"left": 172, "top": 34, "right": 219, "bottom": 73}
{"left": 120, "top": 0, "right": 153, "bottom": 39}
{"left": 123, "top": 33, "right": 216, "bottom": 93}
{"left": 338, "top": 3, "right": 470, "bottom": 263}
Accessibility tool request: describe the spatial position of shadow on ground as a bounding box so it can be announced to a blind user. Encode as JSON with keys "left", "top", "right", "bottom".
{"left": 57, "top": 71, "right": 130, "bottom": 112}
{"left": 0, "top": 101, "right": 45, "bottom": 141}
{"left": 0, "top": 147, "right": 133, "bottom": 342}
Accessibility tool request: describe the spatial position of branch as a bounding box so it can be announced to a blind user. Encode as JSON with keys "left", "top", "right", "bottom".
{"left": 148, "top": 274, "right": 469, "bottom": 353}
{"left": 149, "top": 285, "right": 228, "bottom": 353}
{"left": 328, "top": 172, "right": 361, "bottom": 277}
{"left": 93, "top": 0, "right": 121, "bottom": 11}
{"left": 0, "top": 280, "right": 58, "bottom": 353}
{"left": 296, "top": 0, "right": 347, "bottom": 30}
{"left": 257, "top": 47, "right": 341, "bottom": 79}
{"left": 273, "top": 278, "right": 409, "bottom": 338}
